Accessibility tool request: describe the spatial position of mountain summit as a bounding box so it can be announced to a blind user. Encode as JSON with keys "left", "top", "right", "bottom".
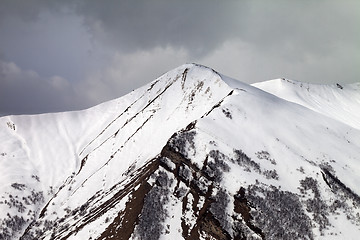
{"left": 1, "top": 64, "right": 360, "bottom": 239}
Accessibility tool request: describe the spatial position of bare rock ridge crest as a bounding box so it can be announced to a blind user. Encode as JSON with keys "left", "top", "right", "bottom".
{"left": 0, "top": 63, "right": 359, "bottom": 239}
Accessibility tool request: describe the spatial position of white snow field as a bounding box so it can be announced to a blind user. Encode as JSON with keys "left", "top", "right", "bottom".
{"left": 0, "top": 64, "right": 359, "bottom": 239}
{"left": 253, "top": 78, "right": 360, "bottom": 130}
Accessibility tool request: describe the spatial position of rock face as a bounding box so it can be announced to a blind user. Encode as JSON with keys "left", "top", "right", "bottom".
{"left": 0, "top": 64, "right": 360, "bottom": 239}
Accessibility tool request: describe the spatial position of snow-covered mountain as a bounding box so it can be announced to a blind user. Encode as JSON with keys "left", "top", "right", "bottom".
{"left": 253, "top": 78, "right": 360, "bottom": 130}
{"left": 1, "top": 64, "right": 359, "bottom": 240}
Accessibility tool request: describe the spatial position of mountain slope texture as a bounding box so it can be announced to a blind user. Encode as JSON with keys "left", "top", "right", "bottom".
{"left": 1, "top": 64, "right": 359, "bottom": 240}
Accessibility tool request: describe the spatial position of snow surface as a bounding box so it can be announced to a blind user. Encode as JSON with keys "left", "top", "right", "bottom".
{"left": 253, "top": 78, "right": 360, "bottom": 130}
{"left": 0, "top": 63, "right": 359, "bottom": 239}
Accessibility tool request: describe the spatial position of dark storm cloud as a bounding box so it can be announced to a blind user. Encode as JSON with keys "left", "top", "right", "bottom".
{"left": 0, "top": 0, "right": 359, "bottom": 115}
{"left": 74, "top": 0, "right": 245, "bottom": 57}
{"left": 0, "top": 60, "right": 87, "bottom": 115}
{"left": 0, "top": 11, "right": 93, "bottom": 82}
{"left": 1, "top": 0, "right": 245, "bottom": 56}
{"left": 74, "top": 0, "right": 360, "bottom": 60}
{"left": 2, "top": 0, "right": 359, "bottom": 58}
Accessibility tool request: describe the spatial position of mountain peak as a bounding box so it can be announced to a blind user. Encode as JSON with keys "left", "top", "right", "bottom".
{"left": 1, "top": 64, "right": 360, "bottom": 239}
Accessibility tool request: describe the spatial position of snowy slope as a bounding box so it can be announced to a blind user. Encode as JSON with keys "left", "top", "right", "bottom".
{"left": 253, "top": 78, "right": 360, "bottom": 130}
{"left": 0, "top": 64, "right": 359, "bottom": 240}
{"left": 0, "top": 91, "right": 150, "bottom": 239}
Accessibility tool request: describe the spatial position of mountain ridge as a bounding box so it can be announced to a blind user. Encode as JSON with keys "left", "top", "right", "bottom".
{"left": 1, "top": 64, "right": 359, "bottom": 239}
{"left": 253, "top": 78, "right": 360, "bottom": 130}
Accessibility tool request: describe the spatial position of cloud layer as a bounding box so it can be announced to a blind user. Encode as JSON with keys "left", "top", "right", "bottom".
{"left": 1, "top": 0, "right": 359, "bottom": 115}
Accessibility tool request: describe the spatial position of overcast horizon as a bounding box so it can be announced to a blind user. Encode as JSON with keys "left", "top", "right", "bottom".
{"left": 1, "top": 0, "right": 359, "bottom": 116}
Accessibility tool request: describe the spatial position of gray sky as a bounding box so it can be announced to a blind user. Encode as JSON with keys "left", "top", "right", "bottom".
{"left": 1, "top": 0, "right": 359, "bottom": 115}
